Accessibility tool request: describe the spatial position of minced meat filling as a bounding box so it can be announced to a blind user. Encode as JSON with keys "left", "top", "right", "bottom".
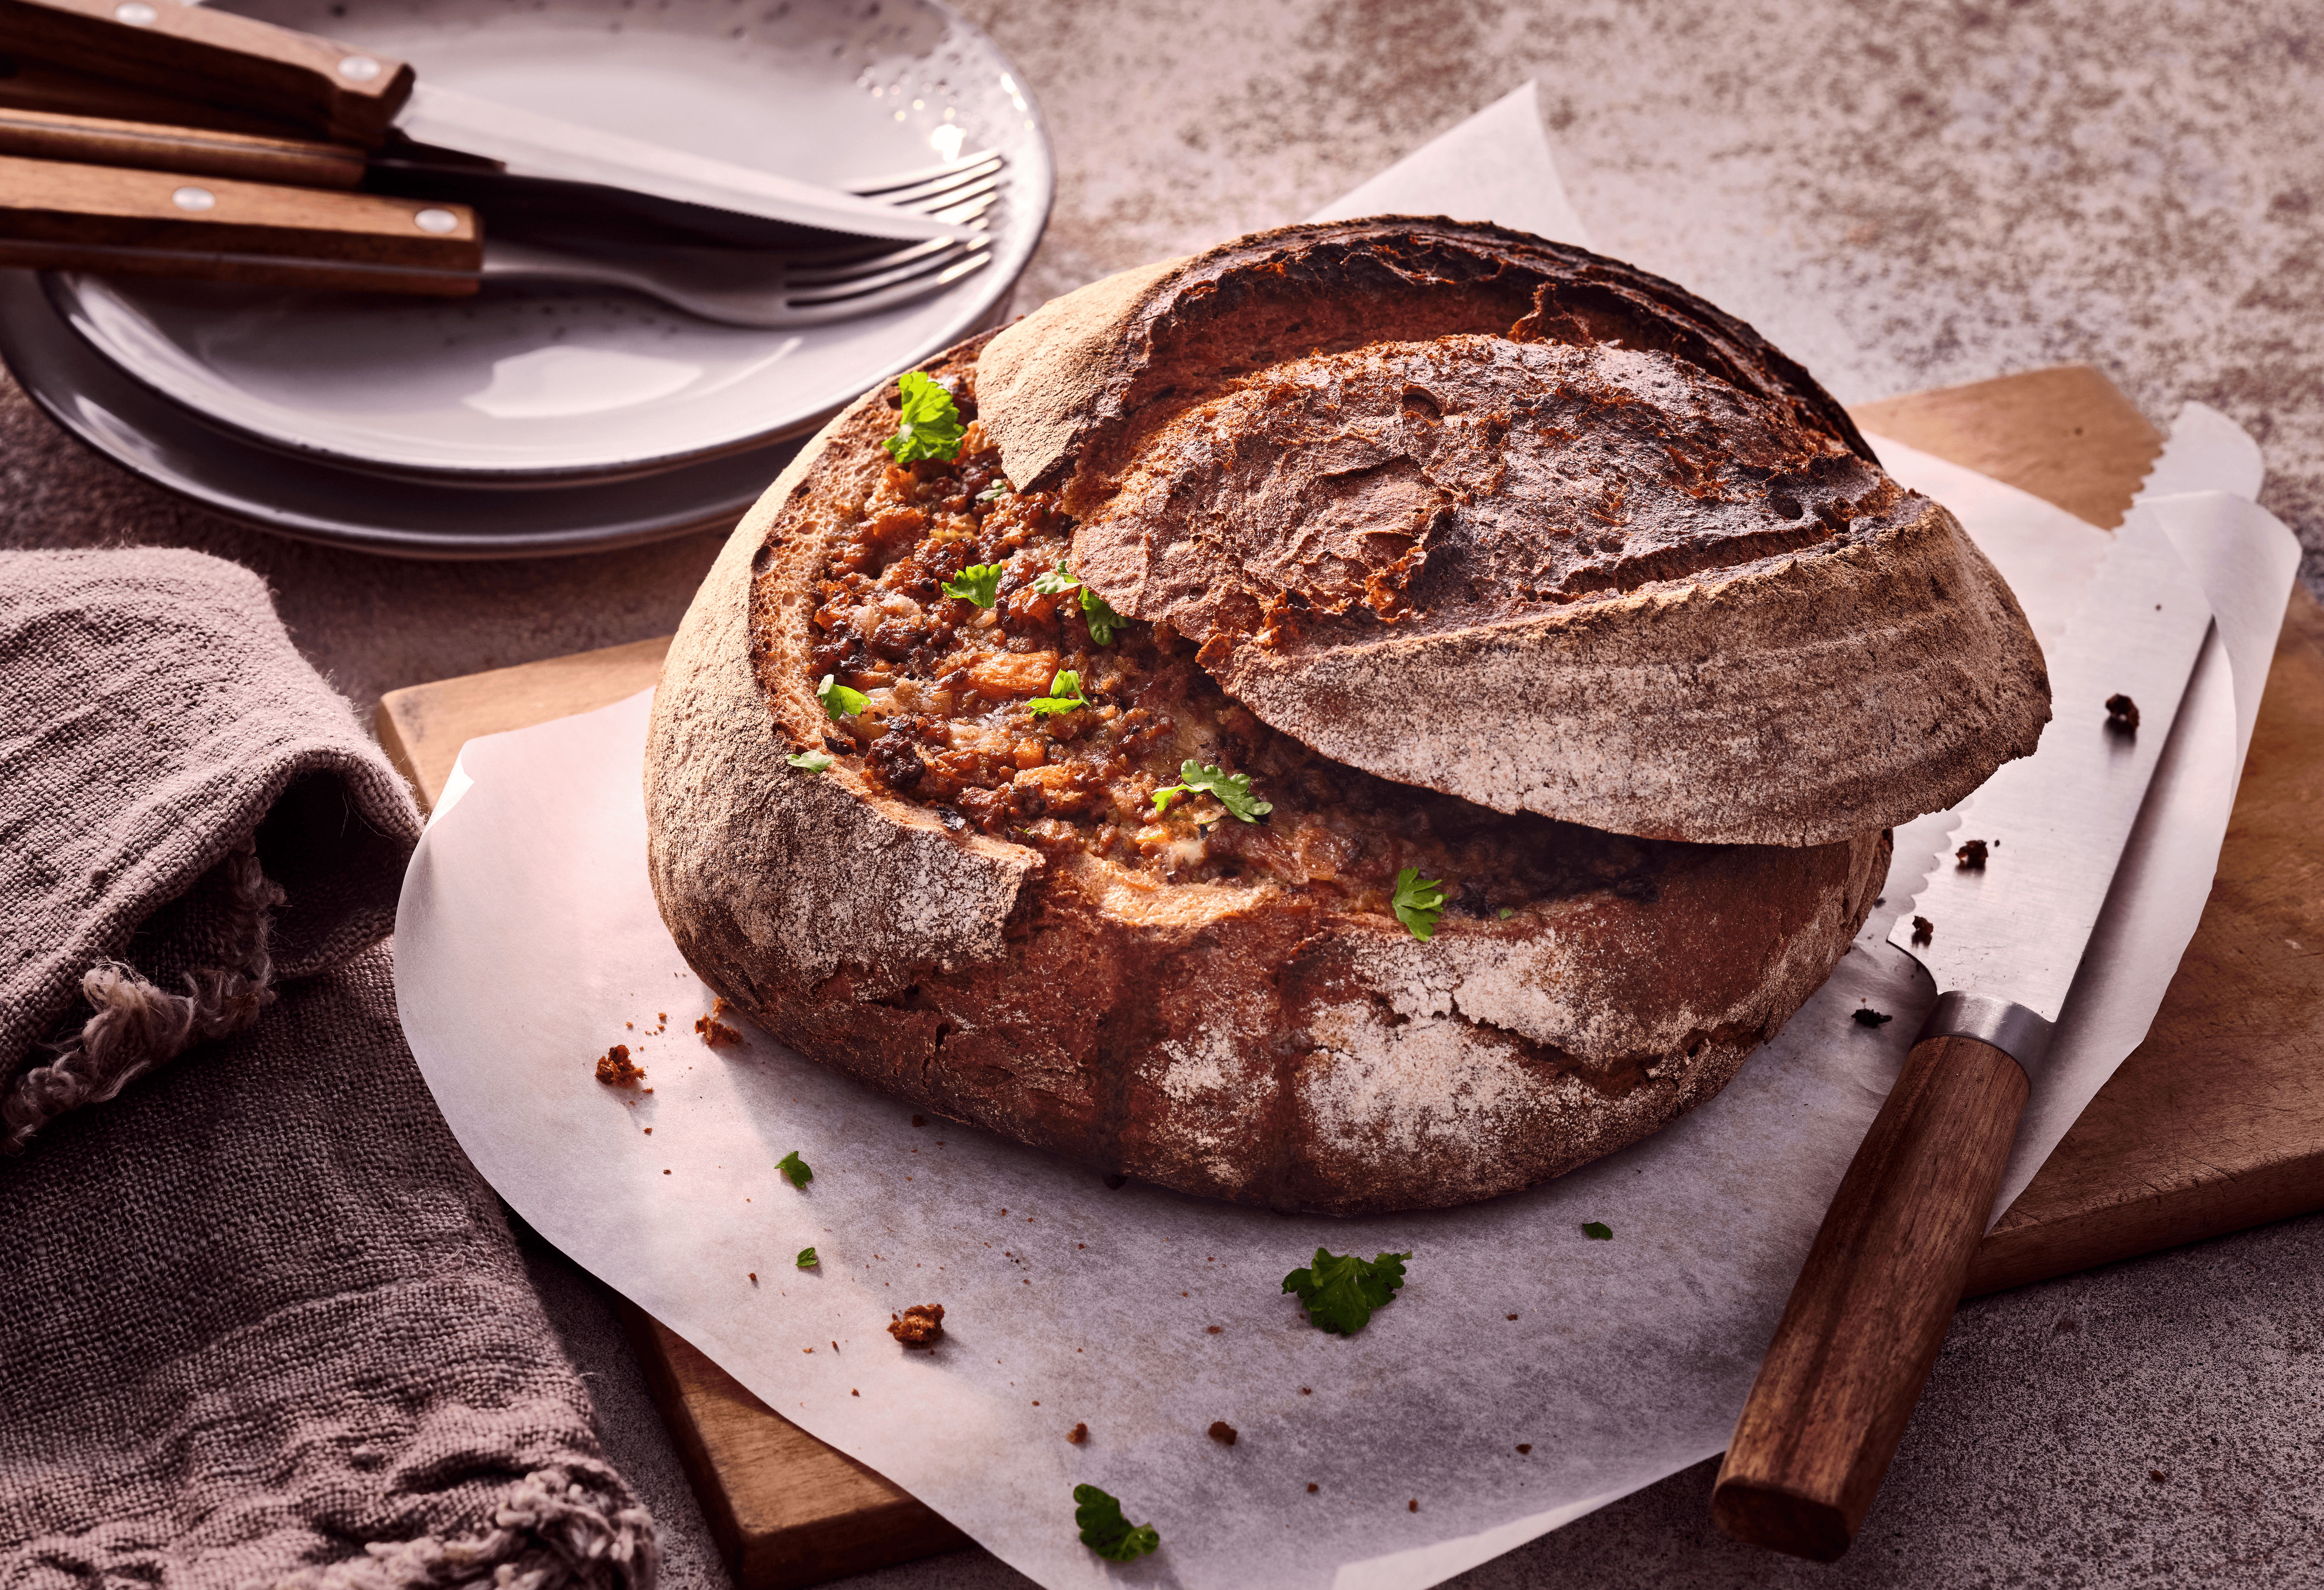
{"left": 806, "top": 385, "right": 1673, "bottom": 919}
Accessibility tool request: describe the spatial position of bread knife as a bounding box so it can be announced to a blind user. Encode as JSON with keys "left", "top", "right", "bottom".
{"left": 1710, "top": 509, "right": 2215, "bottom": 1560}
{"left": 0, "top": 0, "right": 970, "bottom": 244}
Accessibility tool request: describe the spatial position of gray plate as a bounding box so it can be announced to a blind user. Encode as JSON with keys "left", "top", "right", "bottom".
{"left": 23, "top": 0, "right": 1049, "bottom": 485}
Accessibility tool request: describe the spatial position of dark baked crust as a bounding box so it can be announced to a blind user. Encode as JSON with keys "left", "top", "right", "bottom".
{"left": 976, "top": 219, "right": 2053, "bottom": 847}
{"left": 645, "top": 333, "right": 1892, "bottom": 1215}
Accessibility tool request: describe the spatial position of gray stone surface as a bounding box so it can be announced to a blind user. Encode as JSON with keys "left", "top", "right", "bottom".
{"left": 5, "top": 0, "right": 2320, "bottom": 1583}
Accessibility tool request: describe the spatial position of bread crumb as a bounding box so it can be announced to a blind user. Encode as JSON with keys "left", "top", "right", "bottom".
{"left": 1912, "top": 915, "right": 1934, "bottom": 945}
{"left": 1507, "top": 1313, "right": 1519, "bottom": 1321}
{"left": 1852, "top": 1008, "right": 1894, "bottom": 1028}
{"left": 1408, "top": 1499, "right": 1419, "bottom": 1512}
{"left": 888, "top": 1303, "right": 945, "bottom": 1347}
{"left": 2149, "top": 1468, "right": 2169, "bottom": 1482}
{"left": 1516, "top": 1444, "right": 1532, "bottom": 1454}
{"left": 912, "top": 1114, "right": 927, "bottom": 1127}
{"left": 2106, "top": 693, "right": 2141, "bottom": 734}
{"left": 1307, "top": 1482, "right": 1319, "bottom": 1493}
{"left": 1206, "top": 1325, "right": 1222, "bottom": 1334}
{"left": 1300, "top": 1387, "right": 1312, "bottom": 1395}
{"left": 594, "top": 1044, "right": 645, "bottom": 1086}
{"left": 1954, "top": 838, "right": 1988, "bottom": 871}
{"left": 695, "top": 1014, "right": 742, "bottom": 1047}
{"left": 1208, "top": 1420, "right": 1238, "bottom": 1446}
{"left": 748, "top": 1272, "right": 757, "bottom": 1282}
{"left": 1067, "top": 1422, "right": 1088, "bottom": 1444}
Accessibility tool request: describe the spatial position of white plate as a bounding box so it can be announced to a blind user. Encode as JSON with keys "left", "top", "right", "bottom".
{"left": 0, "top": 268, "right": 808, "bottom": 557}
{"left": 44, "top": 0, "right": 1050, "bottom": 482}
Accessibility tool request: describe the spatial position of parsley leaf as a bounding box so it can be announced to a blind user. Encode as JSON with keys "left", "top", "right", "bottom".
{"left": 786, "top": 751, "right": 833, "bottom": 773}
{"left": 1392, "top": 868, "right": 1448, "bottom": 941}
{"left": 796, "top": 1246, "right": 819, "bottom": 1268}
{"left": 884, "top": 370, "right": 966, "bottom": 463}
{"left": 1072, "top": 1484, "right": 1160, "bottom": 1561}
{"left": 1497, "top": 906, "right": 1515, "bottom": 920}
{"left": 1031, "top": 562, "right": 1080, "bottom": 596}
{"left": 1028, "top": 669, "right": 1089, "bottom": 717}
{"left": 1582, "top": 1221, "right": 1612, "bottom": 1240}
{"left": 778, "top": 1150, "right": 812, "bottom": 1189}
{"left": 1282, "top": 1247, "right": 1410, "bottom": 1335}
{"left": 975, "top": 479, "right": 1013, "bottom": 504}
{"left": 817, "top": 673, "right": 868, "bottom": 721}
{"left": 1150, "top": 761, "right": 1271, "bottom": 823}
{"left": 942, "top": 563, "right": 1003, "bottom": 608}
{"left": 1080, "top": 586, "right": 1124, "bottom": 645}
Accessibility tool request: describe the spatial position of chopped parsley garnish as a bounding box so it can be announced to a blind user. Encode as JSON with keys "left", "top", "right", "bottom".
{"left": 778, "top": 1150, "right": 812, "bottom": 1189}
{"left": 975, "top": 479, "right": 1013, "bottom": 503}
{"left": 1151, "top": 761, "right": 1271, "bottom": 823}
{"left": 1072, "top": 1484, "right": 1160, "bottom": 1561}
{"left": 1282, "top": 1247, "right": 1410, "bottom": 1335}
{"left": 1081, "top": 586, "right": 1124, "bottom": 645}
{"left": 1028, "top": 669, "right": 1089, "bottom": 717}
{"left": 1582, "top": 1221, "right": 1612, "bottom": 1240}
{"left": 1031, "top": 561, "right": 1080, "bottom": 596}
{"left": 796, "top": 1247, "right": 819, "bottom": 1268}
{"left": 816, "top": 673, "right": 868, "bottom": 721}
{"left": 942, "top": 563, "right": 1003, "bottom": 608}
{"left": 786, "top": 751, "right": 833, "bottom": 773}
{"left": 883, "top": 370, "right": 965, "bottom": 463}
{"left": 1392, "top": 868, "right": 1448, "bottom": 941}
{"left": 1497, "top": 906, "right": 1515, "bottom": 920}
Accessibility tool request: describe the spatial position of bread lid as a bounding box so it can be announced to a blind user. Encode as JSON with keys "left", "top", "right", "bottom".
{"left": 975, "top": 218, "right": 2050, "bottom": 846}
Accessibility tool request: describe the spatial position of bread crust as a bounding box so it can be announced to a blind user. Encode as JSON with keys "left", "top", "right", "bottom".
{"left": 977, "top": 219, "right": 2051, "bottom": 845}
{"left": 645, "top": 336, "right": 1891, "bottom": 1214}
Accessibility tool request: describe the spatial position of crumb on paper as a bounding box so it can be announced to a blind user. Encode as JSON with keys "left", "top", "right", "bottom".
{"left": 1853, "top": 1008, "right": 1895, "bottom": 1028}
{"left": 912, "top": 1114, "right": 927, "bottom": 1128}
{"left": 1955, "top": 838, "right": 1988, "bottom": 871}
{"left": 2106, "top": 693, "right": 2141, "bottom": 734}
{"left": 1068, "top": 1422, "right": 1088, "bottom": 1445}
{"left": 1307, "top": 1482, "right": 1319, "bottom": 1493}
{"left": 889, "top": 1303, "right": 945, "bottom": 1347}
{"left": 2150, "top": 1468, "right": 2169, "bottom": 1482}
{"left": 695, "top": 1014, "right": 742, "bottom": 1047}
{"left": 1517, "top": 1444, "right": 1532, "bottom": 1454}
{"left": 1300, "top": 1387, "right": 1312, "bottom": 1395}
{"left": 1208, "top": 1421, "right": 1238, "bottom": 1446}
{"left": 1912, "top": 915, "right": 1934, "bottom": 945}
{"left": 1206, "top": 1325, "right": 1221, "bottom": 1334}
{"left": 1507, "top": 1313, "right": 1519, "bottom": 1320}
{"left": 594, "top": 1044, "right": 645, "bottom": 1086}
{"left": 1408, "top": 1499, "right": 1419, "bottom": 1512}
{"left": 747, "top": 1272, "right": 757, "bottom": 1283}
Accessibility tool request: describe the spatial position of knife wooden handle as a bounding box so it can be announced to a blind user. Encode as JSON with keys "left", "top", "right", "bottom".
{"left": 1711, "top": 1033, "right": 2030, "bottom": 1561}
{"left": 0, "top": 106, "right": 364, "bottom": 186}
{"left": 0, "top": 0, "right": 410, "bottom": 146}
{"left": 0, "top": 152, "right": 478, "bottom": 294}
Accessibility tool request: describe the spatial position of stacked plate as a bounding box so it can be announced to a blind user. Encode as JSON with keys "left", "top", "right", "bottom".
{"left": 0, "top": 0, "right": 1053, "bottom": 557}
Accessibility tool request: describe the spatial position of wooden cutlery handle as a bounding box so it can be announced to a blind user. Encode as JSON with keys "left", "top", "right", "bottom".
{"left": 0, "top": 0, "right": 410, "bottom": 146}
{"left": 0, "top": 106, "right": 364, "bottom": 187}
{"left": 1711, "top": 1033, "right": 2031, "bottom": 1561}
{"left": 0, "top": 152, "right": 477, "bottom": 295}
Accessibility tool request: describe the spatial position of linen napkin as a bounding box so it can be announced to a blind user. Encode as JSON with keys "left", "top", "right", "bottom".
{"left": 0, "top": 548, "right": 656, "bottom": 1590}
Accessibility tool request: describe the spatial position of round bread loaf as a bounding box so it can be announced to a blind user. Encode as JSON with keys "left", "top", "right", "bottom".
{"left": 644, "top": 220, "right": 2040, "bottom": 1214}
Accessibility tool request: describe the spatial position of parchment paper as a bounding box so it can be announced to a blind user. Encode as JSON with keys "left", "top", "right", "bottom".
{"left": 395, "top": 93, "right": 2303, "bottom": 1590}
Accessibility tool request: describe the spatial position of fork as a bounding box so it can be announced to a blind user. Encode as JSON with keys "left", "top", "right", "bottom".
{"left": 479, "top": 150, "right": 1007, "bottom": 328}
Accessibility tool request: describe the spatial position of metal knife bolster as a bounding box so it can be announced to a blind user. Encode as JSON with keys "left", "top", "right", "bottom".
{"left": 1917, "top": 992, "right": 2056, "bottom": 1082}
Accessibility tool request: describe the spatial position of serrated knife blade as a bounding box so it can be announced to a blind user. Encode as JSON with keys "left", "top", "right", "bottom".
{"left": 1890, "top": 508, "right": 2215, "bottom": 1056}
{"left": 1715, "top": 503, "right": 2218, "bottom": 1563}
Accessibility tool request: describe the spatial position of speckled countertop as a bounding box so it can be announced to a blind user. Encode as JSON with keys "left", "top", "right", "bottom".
{"left": 7, "top": 0, "right": 2318, "bottom": 1584}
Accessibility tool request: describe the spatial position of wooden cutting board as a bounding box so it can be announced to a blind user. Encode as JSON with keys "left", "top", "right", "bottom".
{"left": 376, "top": 365, "right": 2324, "bottom": 1590}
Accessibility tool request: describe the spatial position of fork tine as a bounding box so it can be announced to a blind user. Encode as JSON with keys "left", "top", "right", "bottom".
{"left": 778, "top": 251, "right": 996, "bottom": 324}
{"left": 788, "top": 237, "right": 993, "bottom": 304}
{"left": 785, "top": 231, "right": 971, "bottom": 286}
{"left": 872, "top": 160, "right": 1007, "bottom": 211}
{"left": 842, "top": 150, "right": 1004, "bottom": 198}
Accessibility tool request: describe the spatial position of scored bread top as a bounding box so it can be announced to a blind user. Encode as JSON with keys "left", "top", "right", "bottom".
{"left": 975, "top": 218, "right": 2051, "bottom": 847}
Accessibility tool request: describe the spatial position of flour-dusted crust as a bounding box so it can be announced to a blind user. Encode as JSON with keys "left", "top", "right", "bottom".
{"left": 977, "top": 219, "right": 2051, "bottom": 845}
{"left": 645, "top": 330, "right": 1892, "bottom": 1215}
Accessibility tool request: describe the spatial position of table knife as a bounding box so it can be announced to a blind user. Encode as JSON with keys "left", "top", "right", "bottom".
{"left": 0, "top": 0, "right": 969, "bottom": 243}
{"left": 1710, "top": 509, "right": 2216, "bottom": 1561}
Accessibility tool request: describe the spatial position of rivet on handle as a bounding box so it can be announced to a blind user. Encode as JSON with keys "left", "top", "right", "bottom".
{"left": 172, "top": 186, "right": 217, "bottom": 213}
{"left": 412, "top": 208, "right": 459, "bottom": 235}
{"left": 113, "top": 1, "right": 158, "bottom": 22}
{"left": 337, "top": 55, "right": 383, "bottom": 82}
